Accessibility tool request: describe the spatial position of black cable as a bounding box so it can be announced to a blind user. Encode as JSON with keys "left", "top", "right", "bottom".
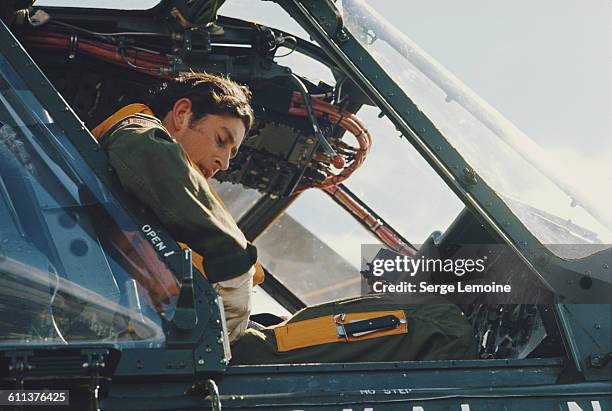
{"left": 275, "top": 35, "right": 297, "bottom": 58}
{"left": 50, "top": 20, "right": 167, "bottom": 39}
{"left": 288, "top": 73, "right": 337, "bottom": 156}
{"left": 118, "top": 47, "right": 163, "bottom": 73}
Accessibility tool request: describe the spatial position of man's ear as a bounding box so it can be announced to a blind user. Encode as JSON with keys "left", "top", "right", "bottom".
{"left": 171, "top": 97, "right": 193, "bottom": 131}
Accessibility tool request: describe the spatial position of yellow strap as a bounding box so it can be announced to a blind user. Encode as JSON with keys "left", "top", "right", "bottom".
{"left": 252, "top": 262, "right": 265, "bottom": 286}
{"left": 177, "top": 241, "right": 264, "bottom": 285}
{"left": 91, "top": 103, "right": 154, "bottom": 140}
{"left": 273, "top": 310, "right": 408, "bottom": 352}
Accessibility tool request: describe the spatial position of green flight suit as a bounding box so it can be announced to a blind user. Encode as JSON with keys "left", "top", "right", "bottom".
{"left": 231, "top": 294, "right": 478, "bottom": 364}
{"left": 99, "top": 113, "right": 257, "bottom": 282}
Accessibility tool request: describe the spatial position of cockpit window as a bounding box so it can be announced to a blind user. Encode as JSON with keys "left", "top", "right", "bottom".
{"left": 0, "top": 54, "right": 174, "bottom": 347}
{"left": 222, "top": 0, "right": 311, "bottom": 44}
{"left": 221, "top": 0, "right": 336, "bottom": 86}
{"left": 254, "top": 189, "right": 380, "bottom": 304}
{"left": 208, "top": 180, "right": 262, "bottom": 221}
{"left": 345, "top": 105, "right": 463, "bottom": 244}
{"left": 340, "top": 0, "right": 612, "bottom": 258}
{"left": 34, "top": 0, "right": 159, "bottom": 10}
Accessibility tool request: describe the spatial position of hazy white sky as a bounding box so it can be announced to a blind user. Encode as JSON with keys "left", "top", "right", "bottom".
{"left": 378, "top": 0, "right": 611, "bottom": 158}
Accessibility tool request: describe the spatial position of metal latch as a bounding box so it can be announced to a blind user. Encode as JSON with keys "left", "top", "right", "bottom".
{"left": 172, "top": 248, "right": 198, "bottom": 330}
{"left": 335, "top": 314, "right": 405, "bottom": 338}
{"left": 7, "top": 351, "right": 34, "bottom": 389}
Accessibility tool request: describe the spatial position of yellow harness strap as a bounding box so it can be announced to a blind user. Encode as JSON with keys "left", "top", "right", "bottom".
{"left": 93, "top": 104, "right": 264, "bottom": 286}
{"left": 177, "top": 240, "right": 264, "bottom": 284}
{"left": 91, "top": 103, "right": 154, "bottom": 140}
{"left": 273, "top": 310, "right": 408, "bottom": 352}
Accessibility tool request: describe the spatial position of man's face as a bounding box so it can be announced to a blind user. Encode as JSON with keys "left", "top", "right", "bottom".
{"left": 178, "top": 113, "right": 246, "bottom": 180}
{"left": 166, "top": 98, "right": 246, "bottom": 180}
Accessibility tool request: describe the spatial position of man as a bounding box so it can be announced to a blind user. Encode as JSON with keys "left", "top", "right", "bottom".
{"left": 93, "top": 72, "right": 258, "bottom": 343}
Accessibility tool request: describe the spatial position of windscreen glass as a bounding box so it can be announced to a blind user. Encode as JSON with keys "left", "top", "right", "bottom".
{"left": 0, "top": 54, "right": 175, "bottom": 347}
{"left": 35, "top": 0, "right": 159, "bottom": 10}
{"left": 208, "top": 180, "right": 262, "bottom": 221}
{"left": 255, "top": 189, "right": 380, "bottom": 304}
{"left": 340, "top": 0, "right": 612, "bottom": 258}
{"left": 344, "top": 105, "right": 463, "bottom": 244}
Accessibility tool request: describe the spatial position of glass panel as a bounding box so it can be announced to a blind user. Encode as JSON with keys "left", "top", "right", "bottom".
{"left": 341, "top": 0, "right": 612, "bottom": 258}
{"left": 222, "top": 0, "right": 336, "bottom": 85}
{"left": 0, "top": 54, "right": 173, "bottom": 347}
{"left": 255, "top": 189, "right": 380, "bottom": 304}
{"left": 345, "top": 105, "right": 463, "bottom": 244}
{"left": 222, "top": 0, "right": 311, "bottom": 42}
{"left": 251, "top": 286, "right": 291, "bottom": 317}
{"left": 208, "top": 180, "right": 262, "bottom": 221}
{"left": 35, "top": 0, "right": 159, "bottom": 10}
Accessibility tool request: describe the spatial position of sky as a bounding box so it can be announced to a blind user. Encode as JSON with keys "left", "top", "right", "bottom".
{"left": 377, "top": 0, "right": 611, "bottom": 157}
{"left": 35, "top": 0, "right": 611, "bottom": 259}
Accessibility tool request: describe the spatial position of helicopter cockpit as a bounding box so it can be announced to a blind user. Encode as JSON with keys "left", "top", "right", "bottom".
{"left": 0, "top": 0, "right": 610, "bottom": 387}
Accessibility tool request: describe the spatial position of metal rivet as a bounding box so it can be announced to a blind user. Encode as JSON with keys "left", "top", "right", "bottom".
{"left": 462, "top": 167, "right": 477, "bottom": 186}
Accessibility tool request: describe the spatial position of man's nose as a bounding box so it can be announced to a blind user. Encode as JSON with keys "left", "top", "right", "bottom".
{"left": 215, "top": 152, "right": 230, "bottom": 171}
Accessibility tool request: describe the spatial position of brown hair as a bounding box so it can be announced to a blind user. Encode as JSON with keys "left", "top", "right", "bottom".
{"left": 148, "top": 72, "right": 254, "bottom": 133}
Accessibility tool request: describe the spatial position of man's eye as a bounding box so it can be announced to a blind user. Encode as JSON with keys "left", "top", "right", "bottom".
{"left": 216, "top": 136, "right": 225, "bottom": 147}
